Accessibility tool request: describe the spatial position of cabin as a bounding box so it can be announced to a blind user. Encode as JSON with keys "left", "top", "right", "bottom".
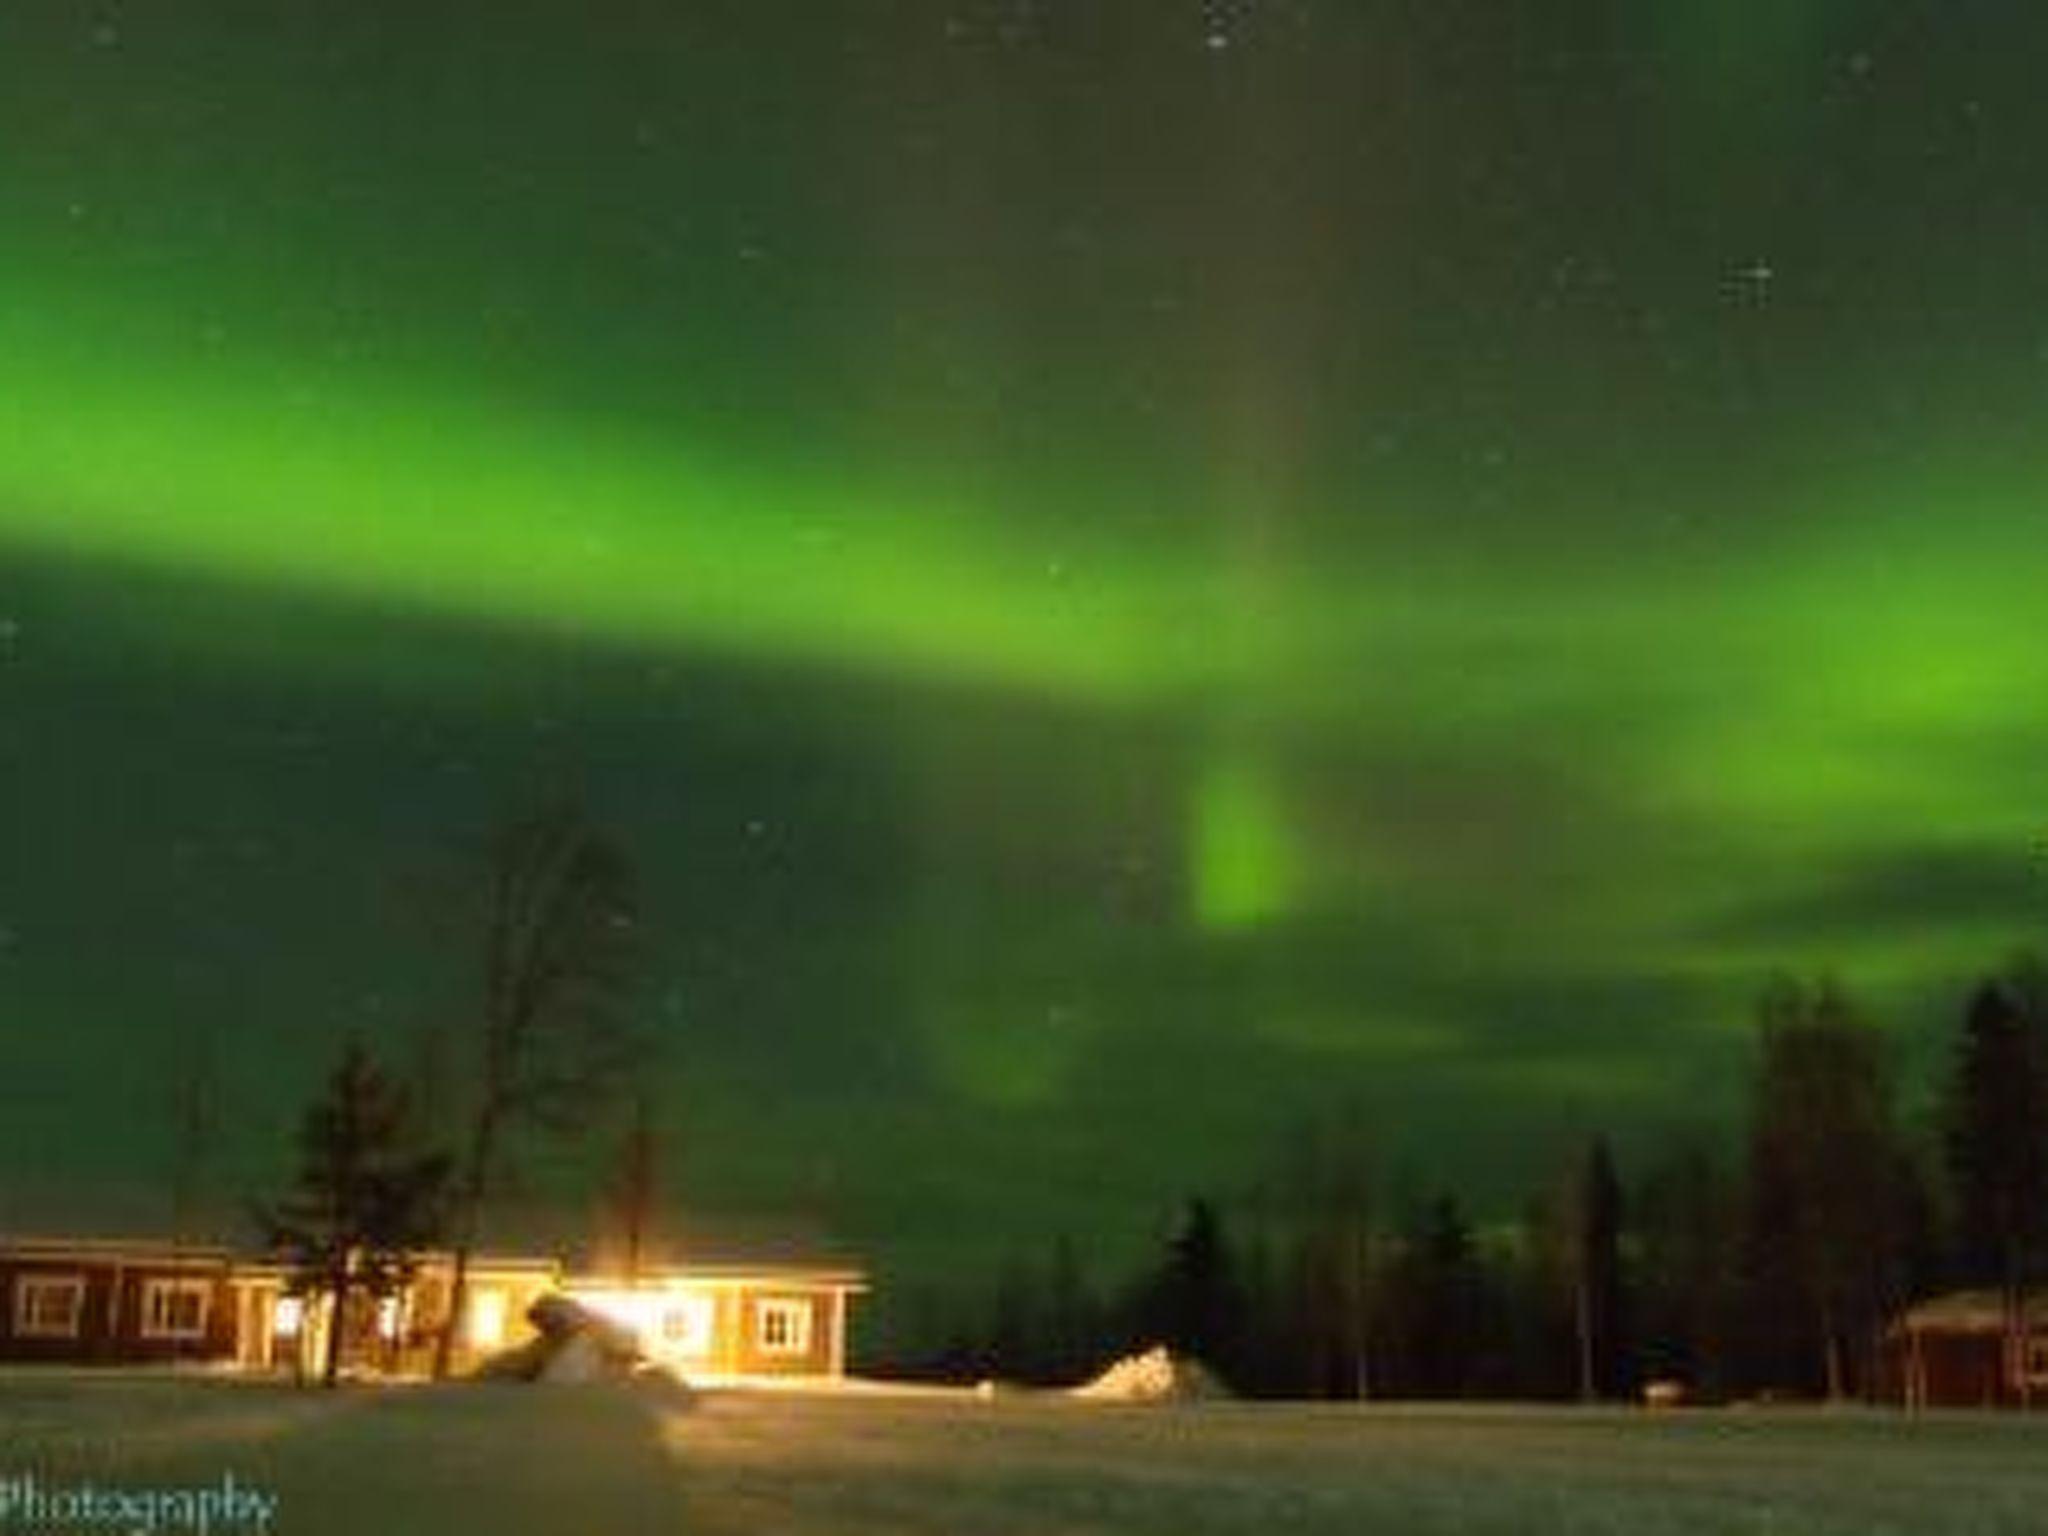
{"left": 0, "top": 1235, "right": 865, "bottom": 1383}
{"left": 0, "top": 1237, "right": 239, "bottom": 1366}
{"left": 1882, "top": 1290, "right": 2048, "bottom": 1408}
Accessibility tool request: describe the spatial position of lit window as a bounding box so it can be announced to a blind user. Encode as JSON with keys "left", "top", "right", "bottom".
{"left": 14, "top": 1275, "right": 85, "bottom": 1339}
{"left": 659, "top": 1292, "right": 715, "bottom": 1357}
{"left": 141, "top": 1278, "right": 211, "bottom": 1340}
{"left": 756, "top": 1298, "right": 811, "bottom": 1356}
{"left": 377, "top": 1294, "right": 403, "bottom": 1341}
{"left": 274, "top": 1296, "right": 304, "bottom": 1337}
{"left": 468, "top": 1289, "right": 507, "bottom": 1349}
{"left": 2026, "top": 1336, "right": 2048, "bottom": 1385}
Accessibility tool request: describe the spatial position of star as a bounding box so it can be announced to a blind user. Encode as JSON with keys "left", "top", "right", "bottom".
{"left": 1724, "top": 258, "right": 1777, "bottom": 307}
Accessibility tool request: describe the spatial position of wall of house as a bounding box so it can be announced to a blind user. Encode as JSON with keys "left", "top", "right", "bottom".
{"left": 223, "top": 1261, "right": 557, "bottom": 1380}
{"left": 1880, "top": 1330, "right": 2019, "bottom": 1408}
{"left": 0, "top": 1255, "right": 235, "bottom": 1365}
{"left": 2, "top": 1246, "right": 858, "bottom": 1379}
{"left": 394, "top": 1264, "right": 555, "bottom": 1376}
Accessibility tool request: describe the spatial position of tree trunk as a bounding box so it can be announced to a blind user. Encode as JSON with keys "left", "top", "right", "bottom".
{"left": 1575, "top": 1275, "right": 1595, "bottom": 1402}
{"left": 1821, "top": 1302, "right": 1845, "bottom": 1402}
{"left": 321, "top": 1256, "right": 350, "bottom": 1389}
{"left": 434, "top": 1109, "right": 498, "bottom": 1380}
{"left": 2004, "top": 1272, "right": 2028, "bottom": 1411}
{"left": 435, "top": 1244, "right": 473, "bottom": 1381}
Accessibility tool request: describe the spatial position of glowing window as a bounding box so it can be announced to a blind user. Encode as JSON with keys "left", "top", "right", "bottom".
{"left": 2027, "top": 1337, "right": 2048, "bottom": 1385}
{"left": 273, "top": 1296, "right": 304, "bottom": 1337}
{"left": 141, "top": 1278, "right": 211, "bottom": 1340}
{"left": 756, "top": 1298, "right": 811, "bottom": 1356}
{"left": 468, "top": 1288, "right": 508, "bottom": 1349}
{"left": 14, "top": 1275, "right": 85, "bottom": 1339}
{"left": 658, "top": 1291, "right": 715, "bottom": 1357}
{"left": 377, "top": 1294, "right": 403, "bottom": 1341}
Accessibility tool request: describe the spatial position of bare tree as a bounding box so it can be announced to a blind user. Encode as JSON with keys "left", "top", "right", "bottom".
{"left": 168, "top": 1023, "right": 218, "bottom": 1250}
{"left": 433, "top": 802, "right": 640, "bottom": 1378}
{"left": 1281, "top": 1107, "right": 1377, "bottom": 1399}
{"left": 609, "top": 1093, "right": 658, "bottom": 1287}
{"left": 1565, "top": 1135, "right": 1624, "bottom": 1402}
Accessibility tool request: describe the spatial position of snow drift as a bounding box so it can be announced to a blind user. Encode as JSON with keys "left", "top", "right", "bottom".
{"left": 477, "top": 1293, "right": 696, "bottom": 1409}
{"left": 1070, "top": 1345, "right": 1229, "bottom": 1402}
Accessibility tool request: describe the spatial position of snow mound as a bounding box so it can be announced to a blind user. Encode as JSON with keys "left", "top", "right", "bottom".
{"left": 626, "top": 1362, "right": 698, "bottom": 1412}
{"left": 536, "top": 1331, "right": 607, "bottom": 1384}
{"left": 1070, "top": 1345, "right": 1229, "bottom": 1402}
{"left": 478, "top": 1293, "right": 693, "bottom": 1408}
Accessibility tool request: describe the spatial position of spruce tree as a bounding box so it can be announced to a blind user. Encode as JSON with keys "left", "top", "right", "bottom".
{"left": 1944, "top": 970, "right": 2048, "bottom": 1405}
{"left": 260, "top": 1040, "right": 450, "bottom": 1386}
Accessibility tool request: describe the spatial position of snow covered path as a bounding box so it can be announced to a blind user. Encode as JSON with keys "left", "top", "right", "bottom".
{"left": 6, "top": 1372, "right": 2048, "bottom": 1534}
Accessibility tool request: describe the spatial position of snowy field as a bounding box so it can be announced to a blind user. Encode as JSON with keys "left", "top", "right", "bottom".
{"left": 4, "top": 1371, "right": 2047, "bottom": 1535}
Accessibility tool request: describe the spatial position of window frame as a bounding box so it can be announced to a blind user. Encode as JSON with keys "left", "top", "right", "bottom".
{"left": 14, "top": 1274, "right": 87, "bottom": 1339}
{"left": 755, "top": 1296, "right": 812, "bottom": 1357}
{"left": 2024, "top": 1333, "right": 2048, "bottom": 1386}
{"left": 139, "top": 1277, "right": 213, "bottom": 1341}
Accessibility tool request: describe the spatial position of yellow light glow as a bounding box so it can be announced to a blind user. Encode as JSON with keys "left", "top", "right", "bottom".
{"left": 468, "top": 1289, "right": 507, "bottom": 1349}
{"left": 566, "top": 1284, "right": 715, "bottom": 1359}
{"left": 377, "top": 1295, "right": 402, "bottom": 1341}
{"left": 273, "top": 1296, "right": 302, "bottom": 1337}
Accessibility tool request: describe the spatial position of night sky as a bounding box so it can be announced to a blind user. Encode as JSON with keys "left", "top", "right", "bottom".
{"left": 7, "top": 3, "right": 2048, "bottom": 1327}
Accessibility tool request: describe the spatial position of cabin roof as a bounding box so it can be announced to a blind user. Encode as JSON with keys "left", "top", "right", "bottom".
{"left": 231, "top": 1251, "right": 562, "bottom": 1279}
{"left": 565, "top": 1262, "right": 868, "bottom": 1292}
{"left": 0, "top": 1234, "right": 235, "bottom": 1265}
{"left": 1892, "top": 1288, "right": 2048, "bottom": 1334}
{"left": 0, "top": 1235, "right": 864, "bottom": 1290}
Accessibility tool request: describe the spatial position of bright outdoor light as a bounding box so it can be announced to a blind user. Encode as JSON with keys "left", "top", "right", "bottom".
{"left": 467, "top": 1290, "right": 507, "bottom": 1350}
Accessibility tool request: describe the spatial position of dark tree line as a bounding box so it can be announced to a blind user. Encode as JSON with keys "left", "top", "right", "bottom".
{"left": 916, "top": 963, "right": 2048, "bottom": 1403}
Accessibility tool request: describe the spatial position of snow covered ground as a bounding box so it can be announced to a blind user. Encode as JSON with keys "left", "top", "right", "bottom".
{"left": 4, "top": 1370, "right": 2047, "bottom": 1534}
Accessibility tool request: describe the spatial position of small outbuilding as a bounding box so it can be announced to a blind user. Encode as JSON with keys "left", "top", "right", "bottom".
{"left": 1881, "top": 1290, "right": 2048, "bottom": 1409}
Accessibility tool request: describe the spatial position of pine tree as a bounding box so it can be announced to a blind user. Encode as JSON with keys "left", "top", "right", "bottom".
{"left": 259, "top": 1040, "right": 450, "bottom": 1387}
{"left": 1383, "top": 1192, "right": 1484, "bottom": 1398}
{"left": 1568, "top": 1136, "right": 1625, "bottom": 1401}
{"left": 1140, "top": 1198, "right": 1245, "bottom": 1380}
{"left": 1744, "top": 978, "right": 1904, "bottom": 1399}
{"left": 1944, "top": 969, "right": 2048, "bottom": 1406}
{"left": 1634, "top": 1138, "right": 1736, "bottom": 1398}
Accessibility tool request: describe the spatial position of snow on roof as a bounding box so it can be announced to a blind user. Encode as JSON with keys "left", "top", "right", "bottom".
{"left": 0, "top": 1234, "right": 235, "bottom": 1264}
{"left": 229, "top": 1250, "right": 563, "bottom": 1278}
{"left": 0, "top": 1235, "right": 862, "bottom": 1289}
{"left": 565, "top": 1262, "right": 867, "bottom": 1291}
{"left": 1892, "top": 1289, "right": 2048, "bottom": 1334}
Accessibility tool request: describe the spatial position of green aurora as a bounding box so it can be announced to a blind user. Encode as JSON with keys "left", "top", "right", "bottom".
{"left": 6, "top": 3, "right": 2048, "bottom": 1330}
